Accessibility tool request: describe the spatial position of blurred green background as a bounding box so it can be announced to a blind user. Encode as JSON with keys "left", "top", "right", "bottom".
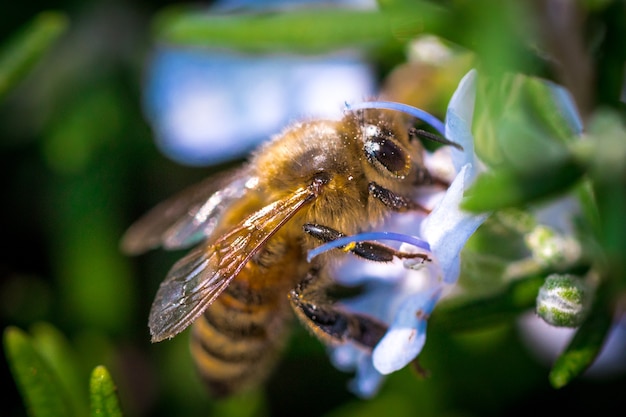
{"left": 1, "top": 1, "right": 625, "bottom": 416}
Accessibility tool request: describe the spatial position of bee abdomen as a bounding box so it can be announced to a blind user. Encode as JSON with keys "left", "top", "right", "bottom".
{"left": 190, "top": 288, "right": 291, "bottom": 397}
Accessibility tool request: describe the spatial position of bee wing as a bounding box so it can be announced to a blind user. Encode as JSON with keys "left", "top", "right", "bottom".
{"left": 121, "top": 166, "right": 255, "bottom": 255}
{"left": 148, "top": 184, "right": 318, "bottom": 342}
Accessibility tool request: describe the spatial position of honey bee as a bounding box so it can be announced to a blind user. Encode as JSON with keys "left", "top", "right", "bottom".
{"left": 122, "top": 102, "right": 455, "bottom": 396}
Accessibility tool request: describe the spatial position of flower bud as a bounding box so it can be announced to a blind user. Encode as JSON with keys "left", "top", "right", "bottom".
{"left": 525, "top": 225, "right": 581, "bottom": 268}
{"left": 536, "top": 274, "right": 591, "bottom": 327}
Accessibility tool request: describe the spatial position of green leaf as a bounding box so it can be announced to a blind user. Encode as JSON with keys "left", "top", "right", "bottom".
{"left": 462, "top": 155, "right": 585, "bottom": 212}
{"left": 431, "top": 275, "right": 545, "bottom": 332}
{"left": 153, "top": 5, "right": 444, "bottom": 53}
{"left": 90, "top": 366, "right": 123, "bottom": 417}
{"left": 30, "top": 323, "right": 89, "bottom": 417}
{"left": 585, "top": 111, "right": 626, "bottom": 255}
{"left": 0, "top": 11, "right": 68, "bottom": 101}
{"left": 524, "top": 77, "right": 582, "bottom": 143}
{"left": 3, "top": 326, "right": 74, "bottom": 417}
{"left": 575, "top": 179, "right": 601, "bottom": 242}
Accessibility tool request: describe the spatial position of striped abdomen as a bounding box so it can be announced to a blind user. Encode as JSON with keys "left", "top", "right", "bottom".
{"left": 190, "top": 242, "right": 303, "bottom": 397}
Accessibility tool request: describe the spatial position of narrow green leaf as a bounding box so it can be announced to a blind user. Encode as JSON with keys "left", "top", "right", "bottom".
{"left": 0, "top": 11, "right": 68, "bottom": 100}
{"left": 3, "top": 326, "right": 74, "bottom": 417}
{"left": 584, "top": 111, "right": 626, "bottom": 286}
{"left": 431, "top": 275, "right": 545, "bottom": 332}
{"left": 153, "top": 6, "right": 444, "bottom": 53}
{"left": 90, "top": 366, "right": 123, "bottom": 417}
{"left": 524, "top": 78, "right": 582, "bottom": 143}
{"left": 30, "top": 323, "right": 89, "bottom": 417}
{"left": 575, "top": 179, "right": 600, "bottom": 241}
{"left": 462, "top": 155, "right": 585, "bottom": 212}
{"left": 548, "top": 283, "right": 613, "bottom": 388}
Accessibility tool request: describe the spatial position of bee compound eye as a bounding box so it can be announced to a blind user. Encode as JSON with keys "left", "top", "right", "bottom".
{"left": 363, "top": 133, "right": 411, "bottom": 178}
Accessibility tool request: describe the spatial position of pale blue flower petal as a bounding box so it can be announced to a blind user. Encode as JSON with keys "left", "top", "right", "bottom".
{"left": 372, "top": 287, "right": 440, "bottom": 373}
{"left": 333, "top": 257, "right": 408, "bottom": 287}
{"left": 330, "top": 343, "right": 385, "bottom": 398}
{"left": 330, "top": 343, "right": 363, "bottom": 372}
{"left": 446, "top": 69, "right": 478, "bottom": 174}
{"left": 145, "top": 48, "right": 374, "bottom": 166}
{"left": 349, "top": 354, "right": 386, "bottom": 398}
{"left": 421, "top": 164, "right": 488, "bottom": 284}
{"left": 447, "top": 69, "right": 477, "bottom": 125}
{"left": 339, "top": 281, "right": 399, "bottom": 322}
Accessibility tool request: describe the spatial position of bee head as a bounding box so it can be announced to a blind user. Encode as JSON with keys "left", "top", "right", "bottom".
{"left": 346, "top": 101, "right": 460, "bottom": 186}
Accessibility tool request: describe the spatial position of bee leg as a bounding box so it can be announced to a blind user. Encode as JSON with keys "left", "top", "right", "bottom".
{"left": 303, "top": 223, "right": 429, "bottom": 263}
{"left": 288, "top": 270, "right": 387, "bottom": 349}
{"left": 368, "top": 181, "right": 430, "bottom": 213}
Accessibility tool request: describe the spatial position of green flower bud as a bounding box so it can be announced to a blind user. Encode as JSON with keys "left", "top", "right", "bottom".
{"left": 525, "top": 225, "right": 581, "bottom": 268}
{"left": 536, "top": 274, "right": 591, "bottom": 327}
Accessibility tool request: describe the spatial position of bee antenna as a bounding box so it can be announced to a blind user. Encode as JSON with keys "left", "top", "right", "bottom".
{"left": 410, "top": 128, "right": 463, "bottom": 151}
{"left": 347, "top": 101, "right": 446, "bottom": 136}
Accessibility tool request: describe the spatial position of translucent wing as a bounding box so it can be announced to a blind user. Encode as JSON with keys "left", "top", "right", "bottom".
{"left": 121, "top": 166, "right": 255, "bottom": 255}
{"left": 148, "top": 184, "right": 319, "bottom": 342}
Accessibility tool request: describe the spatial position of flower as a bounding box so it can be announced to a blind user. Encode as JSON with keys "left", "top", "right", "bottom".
{"left": 144, "top": 48, "right": 374, "bottom": 166}
{"left": 309, "top": 69, "right": 488, "bottom": 397}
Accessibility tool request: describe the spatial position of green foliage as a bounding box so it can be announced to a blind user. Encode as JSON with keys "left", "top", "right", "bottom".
{"left": 462, "top": 155, "right": 585, "bottom": 212}
{"left": 0, "top": 11, "right": 67, "bottom": 101}
{"left": 432, "top": 275, "right": 545, "bottom": 332}
{"left": 154, "top": 4, "right": 445, "bottom": 54}
{"left": 4, "top": 325, "right": 123, "bottom": 417}
{"left": 29, "top": 323, "right": 89, "bottom": 417}
{"left": 90, "top": 366, "right": 123, "bottom": 417}
{"left": 4, "top": 326, "right": 75, "bottom": 417}
{"left": 462, "top": 74, "right": 626, "bottom": 391}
